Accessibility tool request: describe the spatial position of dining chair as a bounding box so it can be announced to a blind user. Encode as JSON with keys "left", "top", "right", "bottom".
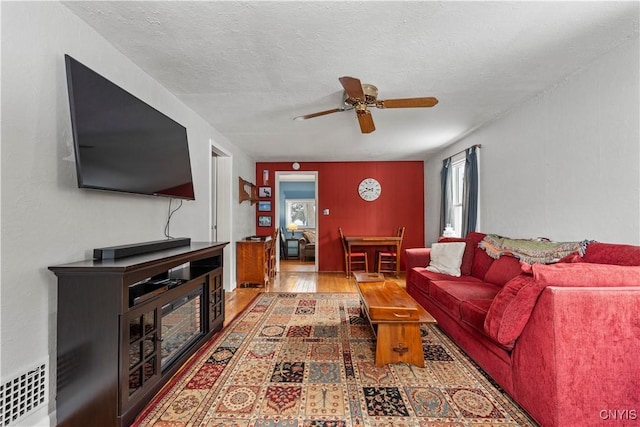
{"left": 268, "top": 227, "right": 279, "bottom": 279}
{"left": 338, "top": 227, "right": 368, "bottom": 277}
{"left": 377, "top": 226, "right": 405, "bottom": 277}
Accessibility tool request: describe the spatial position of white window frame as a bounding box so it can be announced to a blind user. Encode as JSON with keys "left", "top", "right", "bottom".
{"left": 450, "top": 155, "right": 466, "bottom": 238}
{"left": 285, "top": 198, "right": 316, "bottom": 229}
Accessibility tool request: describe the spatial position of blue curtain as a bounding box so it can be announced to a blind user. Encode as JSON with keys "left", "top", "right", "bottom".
{"left": 439, "top": 158, "right": 452, "bottom": 235}
{"left": 461, "top": 146, "right": 478, "bottom": 236}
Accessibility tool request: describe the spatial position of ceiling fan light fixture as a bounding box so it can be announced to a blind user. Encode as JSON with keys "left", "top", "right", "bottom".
{"left": 343, "top": 83, "right": 378, "bottom": 106}
{"left": 294, "top": 76, "right": 437, "bottom": 134}
{"left": 362, "top": 84, "right": 378, "bottom": 104}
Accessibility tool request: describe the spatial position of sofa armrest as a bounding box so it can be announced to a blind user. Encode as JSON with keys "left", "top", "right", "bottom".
{"left": 404, "top": 248, "right": 431, "bottom": 288}
{"left": 298, "top": 238, "right": 315, "bottom": 261}
{"left": 404, "top": 248, "right": 431, "bottom": 270}
{"left": 512, "top": 286, "right": 640, "bottom": 427}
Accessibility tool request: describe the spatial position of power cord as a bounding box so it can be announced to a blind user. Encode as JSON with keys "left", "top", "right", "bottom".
{"left": 164, "top": 198, "right": 183, "bottom": 239}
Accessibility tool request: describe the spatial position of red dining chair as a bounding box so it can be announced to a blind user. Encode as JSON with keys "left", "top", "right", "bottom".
{"left": 377, "top": 226, "right": 405, "bottom": 277}
{"left": 338, "top": 227, "right": 368, "bottom": 277}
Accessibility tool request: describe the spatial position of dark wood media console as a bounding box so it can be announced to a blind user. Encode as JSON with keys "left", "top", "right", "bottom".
{"left": 49, "top": 241, "right": 228, "bottom": 427}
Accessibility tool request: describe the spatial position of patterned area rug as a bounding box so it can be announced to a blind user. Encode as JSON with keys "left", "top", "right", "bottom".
{"left": 134, "top": 293, "right": 536, "bottom": 426}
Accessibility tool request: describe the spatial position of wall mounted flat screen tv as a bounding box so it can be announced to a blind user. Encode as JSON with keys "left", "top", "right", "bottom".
{"left": 65, "top": 54, "right": 195, "bottom": 200}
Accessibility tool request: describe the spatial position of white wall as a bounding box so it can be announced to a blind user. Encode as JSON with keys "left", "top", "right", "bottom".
{"left": 0, "top": 2, "right": 255, "bottom": 425}
{"left": 425, "top": 36, "right": 640, "bottom": 246}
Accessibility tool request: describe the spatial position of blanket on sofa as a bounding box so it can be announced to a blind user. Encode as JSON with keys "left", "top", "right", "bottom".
{"left": 479, "top": 234, "right": 589, "bottom": 264}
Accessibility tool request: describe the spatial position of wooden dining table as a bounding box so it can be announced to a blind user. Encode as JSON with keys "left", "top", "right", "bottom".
{"left": 344, "top": 236, "right": 402, "bottom": 278}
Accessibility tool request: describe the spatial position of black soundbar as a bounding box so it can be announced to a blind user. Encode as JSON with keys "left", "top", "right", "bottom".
{"left": 93, "top": 237, "right": 191, "bottom": 260}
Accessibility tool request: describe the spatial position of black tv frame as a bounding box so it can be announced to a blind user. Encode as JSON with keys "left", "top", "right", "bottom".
{"left": 65, "top": 54, "right": 196, "bottom": 200}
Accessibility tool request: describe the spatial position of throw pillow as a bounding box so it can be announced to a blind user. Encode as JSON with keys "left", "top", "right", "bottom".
{"left": 426, "top": 242, "right": 466, "bottom": 277}
{"left": 581, "top": 242, "right": 640, "bottom": 266}
{"left": 484, "top": 275, "right": 544, "bottom": 348}
{"left": 303, "top": 230, "right": 316, "bottom": 244}
{"left": 439, "top": 237, "right": 475, "bottom": 276}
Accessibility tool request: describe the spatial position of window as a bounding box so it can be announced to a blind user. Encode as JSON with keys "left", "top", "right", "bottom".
{"left": 285, "top": 199, "right": 316, "bottom": 228}
{"left": 441, "top": 146, "right": 480, "bottom": 239}
{"left": 446, "top": 156, "right": 466, "bottom": 238}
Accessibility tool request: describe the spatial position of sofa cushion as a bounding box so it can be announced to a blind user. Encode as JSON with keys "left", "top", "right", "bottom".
{"left": 531, "top": 262, "right": 640, "bottom": 286}
{"left": 407, "top": 270, "right": 430, "bottom": 299}
{"left": 409, "top": 268, "right": 432, "bottom": 295}
{"left": 483, "top": 255, "right": 523, "bottom": 287}
{"left": 426, "top": 242, "right": 466, "bottom": 277}
{"left": 412, "top": 267, "right": 483, "bottom": 288}
{"left": 466, "top": 232, "right": 487, "bottom": 246}
{"left": 429, "top": 280, "right": 502, "bottom": 315}
{"left": 581, "top": 242, "right": 640, "bottom": 266}
{"left": 459, "top": 299, "right": 493, "bottom": 335}
{"left": 471, "top": 246, "right": 495, "bottom": 280}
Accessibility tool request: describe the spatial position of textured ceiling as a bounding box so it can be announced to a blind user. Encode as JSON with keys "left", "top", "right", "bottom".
{"left": 63, "top": 1, "right": 639, "bottom": 161}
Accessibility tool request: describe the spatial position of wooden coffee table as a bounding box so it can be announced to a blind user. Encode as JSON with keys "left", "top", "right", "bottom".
{"left": 354, "top": 276, "right": 436, "bottom": 367}
{"left": 352, "top": 272, "right": 386, "bottom": 283}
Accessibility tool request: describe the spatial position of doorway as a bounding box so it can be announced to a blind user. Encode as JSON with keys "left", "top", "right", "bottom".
{"left": 211, "top": 142, "right": 233, "bottom": 290}
{"left": 275, "top": 171, "right": 318, "bottom": 273}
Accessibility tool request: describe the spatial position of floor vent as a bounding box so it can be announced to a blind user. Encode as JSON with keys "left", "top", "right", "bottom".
{"left": 0, "top": 361, "right": 48, "bottom": 426}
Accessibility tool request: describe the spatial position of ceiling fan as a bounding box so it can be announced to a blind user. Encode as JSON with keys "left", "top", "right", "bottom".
{"left": 294, "top": 76, "right": 438, "bottom": 134}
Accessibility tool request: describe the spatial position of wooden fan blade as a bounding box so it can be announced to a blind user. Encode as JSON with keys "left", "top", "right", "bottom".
{"left": 356, "top": 109, "right": 375, "bottom": 134}
{"left": 294, "top": 108, "right": 343, "bottom": 121}
{"left": 339, "top": 76, "right": 365, "bottom": 99}
{"left": 377, "top": 97, "right": 439, "bottom": 109}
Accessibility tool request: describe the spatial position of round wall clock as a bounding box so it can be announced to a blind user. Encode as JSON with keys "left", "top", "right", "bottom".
{"left": 358, "top": 178, "right": 382, "bottom": 201}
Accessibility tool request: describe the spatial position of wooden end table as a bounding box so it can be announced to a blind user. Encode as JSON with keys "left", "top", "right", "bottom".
{"left": 285, "top": 238, "right": 300, "bottom": 259}
{"left": 354, "top": 277, "right": 436, "bottom": 367}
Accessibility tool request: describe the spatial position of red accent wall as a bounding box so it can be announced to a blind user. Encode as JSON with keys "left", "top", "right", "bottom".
{"left": 255, "top": 161, "right": 425, "bottom": 272}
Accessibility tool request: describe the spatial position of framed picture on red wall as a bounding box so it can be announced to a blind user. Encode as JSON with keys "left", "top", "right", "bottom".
{"left": 259, "top": 187, "right": 272, "bottom": 198}
{"left": 258, "top": 215, "right": 272, "bottom": 227}
{"left": 258, "top": 201, "right": 271, "bottom": 212}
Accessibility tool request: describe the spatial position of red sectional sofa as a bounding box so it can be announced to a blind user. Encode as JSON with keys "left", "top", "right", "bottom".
{"left": 405, "top": 232, "right": 640, "bottom": 427}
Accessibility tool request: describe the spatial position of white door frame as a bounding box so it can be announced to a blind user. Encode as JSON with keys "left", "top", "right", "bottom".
{"left": 275, "top": 171, "right": 318, "bottom": 272}
{"left": 211, "top": 140, "right": 234, "bottom": 291}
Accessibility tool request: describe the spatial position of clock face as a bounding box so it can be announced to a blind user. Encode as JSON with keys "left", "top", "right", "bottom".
{"left": 358, "top": 178, "right": 382, "bottom": 201}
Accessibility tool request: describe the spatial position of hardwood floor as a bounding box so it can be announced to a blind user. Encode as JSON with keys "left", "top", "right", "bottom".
{"left": 224, "top": 260, "right": 406, "bottom": 326}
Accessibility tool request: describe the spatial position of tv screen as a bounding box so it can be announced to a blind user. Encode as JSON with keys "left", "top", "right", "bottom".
{"left": 65, "top": 54, "right": 195, "bottom": 200}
